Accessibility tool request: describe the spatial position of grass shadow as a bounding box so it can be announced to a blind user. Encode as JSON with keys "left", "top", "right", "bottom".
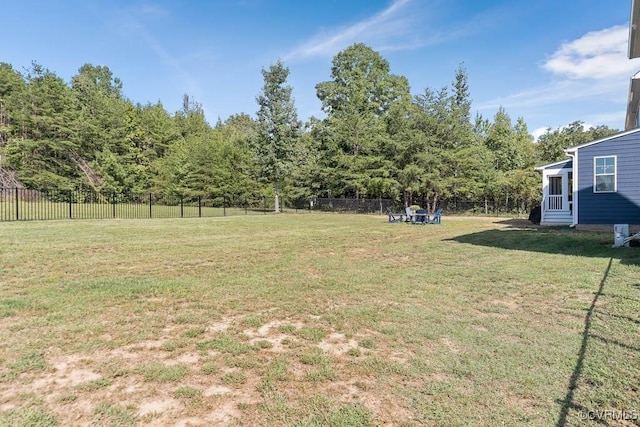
{"left": 451, "top": 222, "right": 640, "bottom": 424}
{"left": 447, "top": 223, "right": 640, "bottom": 266}
{"left": 555, "top": 258, "right": 611, "bottom": 426}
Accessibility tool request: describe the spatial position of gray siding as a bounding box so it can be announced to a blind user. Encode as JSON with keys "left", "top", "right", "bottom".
{"left": 577, "top": 133, "right": 640, "bottom": 224}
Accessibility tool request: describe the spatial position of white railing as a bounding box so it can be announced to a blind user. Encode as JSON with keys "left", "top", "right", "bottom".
{"left": 548, "top": 195, "right": 563, "bottom": 210}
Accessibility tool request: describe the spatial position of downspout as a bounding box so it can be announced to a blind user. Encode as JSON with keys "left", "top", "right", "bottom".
{"left": 540, "top": 169, "right": 548, "bottom": 224}
{"left": 566, "top": 151, "right": 578, "bottom": 227}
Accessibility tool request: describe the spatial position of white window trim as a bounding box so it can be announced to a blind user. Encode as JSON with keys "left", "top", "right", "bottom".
{"left": 593, "top": 155, "right": 617, "bottom": 193}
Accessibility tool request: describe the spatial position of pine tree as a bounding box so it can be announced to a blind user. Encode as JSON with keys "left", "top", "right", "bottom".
{"left": 253, "top": 61, "right": 300, "bottom": 212}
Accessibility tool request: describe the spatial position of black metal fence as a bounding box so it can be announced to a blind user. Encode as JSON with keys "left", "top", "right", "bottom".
{"left": 0, "top": 187, "right": 531, "bottom": 222}
{"left": 438, "top": 198, "right": 535, "bottom": 217}
{"left": 292, "top": 197, "right": 394, "bottom": 214}
{"left": 302, "top": 198, "right": 531, "bottom": 217}
{"left": 0, "top": 188, "right": 398, "bottom": 222}
{"left": 0, "top": 188, "right": 285, "bottom": 222}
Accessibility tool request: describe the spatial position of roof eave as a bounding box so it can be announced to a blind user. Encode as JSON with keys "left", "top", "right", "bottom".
{"left": 563, "top": 127, "right": 640, "bottom": 154}
{"left": 625, "top": 73, "right": 640, "bottom": 130}
{"left": 534, "top": 158, "right": 572, "bottom": 171}
{"left": 629, "top": 0, "right": 640, "bottom": 58}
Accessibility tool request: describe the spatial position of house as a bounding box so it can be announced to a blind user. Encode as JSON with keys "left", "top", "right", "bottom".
{"left": 626, "top": 0, "right": 640, "bottom": 128}
{"left": 536, "top": 128, "right": 640, "bottom": 229}
{"left": 534, "top": 0, "right": 640, "bottom": 230}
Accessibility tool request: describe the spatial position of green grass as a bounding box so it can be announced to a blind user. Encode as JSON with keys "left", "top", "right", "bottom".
{"left": 299, "top": 349, "right": 330, "bottom": 366}
{"left": 93, "top": 402, "right": 138, "bottom": 426}
{"left": 137, "top": 362, "right": 189, "bottom": 383}
{"left": 197, "top": 333, "right": 254, "bottom": 355}
{"left": 0, "top": 215, "right": 639, "bottom": 426}
{"left": 174, "top": 385, "right": 203, "bottom": 401}
{"left": 221, "top": 370, "right": 248, "bottom": 386}
{"left": 0, "top": 396, "right": 57, "bottom": 427}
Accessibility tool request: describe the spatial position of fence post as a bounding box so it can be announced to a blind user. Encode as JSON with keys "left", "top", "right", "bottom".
{"left": 15, "top": 188, "right": 19, "bottom": 221}
{"left": 149, "top": 193, "right": 152, "bottom": 219}
{"left": 223, "top": 195, "right": 226, "bottom": 217}
{"left": 198, "top": 196, "right": 202, "bottom": 218}
{"left": 180, "top": 196, "right": 184, "bottom": 218}
{"left": 68, "top": 190, "right": 73, "bottom": 219}
{"left": 245, "top": 197, "right": 248, "bottom": 215}
{"left": 263, "top": 195, "right": 266, "bottom": 214}
{"left": 112, "top": 194, "right": 116, "bottom": 218}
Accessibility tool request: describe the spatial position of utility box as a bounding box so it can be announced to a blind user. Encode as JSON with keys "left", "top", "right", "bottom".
{"left": 614, "top": 224, "right": 629, "bottom": 247}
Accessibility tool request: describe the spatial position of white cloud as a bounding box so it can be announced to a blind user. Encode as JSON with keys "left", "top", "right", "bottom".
{"left": 283, "top": 0, "right": 418, "bottom": 60}
{"left": 282, "top": 0, "right": 515, "bottom": 62}
{"left": 477, "top": 77, "right": 623, "bottom": 111}
{"left": 479, "top": 24, "right": 640, "bottom": 130}
{"left": 543, "top": 25, "right": 639, "bottom": 79}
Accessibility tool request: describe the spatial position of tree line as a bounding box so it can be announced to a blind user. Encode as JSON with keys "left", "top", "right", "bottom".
{"left": 0, "top": 43, "right": 619, "bottom": 213}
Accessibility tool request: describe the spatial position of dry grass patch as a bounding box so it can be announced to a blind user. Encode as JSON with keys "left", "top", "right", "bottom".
{"left": 0, "top": 215, "right": 638, "bottom": 425}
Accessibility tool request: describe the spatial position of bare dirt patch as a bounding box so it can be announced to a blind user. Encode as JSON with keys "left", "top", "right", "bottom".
{"left": 440, "top": 337, "right": 462, "bottom": 354}
{"left": 491, "top": 299, "right": 520, "bottom": 311}
{"left": 0, "top": 313, "right": 391, "bottom": 425}
{"left": 317, "top": 332, "right": 358, "bottom": 356}
{"left": 137, "top": 398, "right": 180, "bottom": 418}
{"left": 207, "top": 316, "right": 235, "bottom": 334}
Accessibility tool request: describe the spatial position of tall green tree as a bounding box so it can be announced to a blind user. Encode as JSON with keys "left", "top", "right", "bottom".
{"left": 4, "top": 63, "right": 79, "bottom": 188}
{"left": 136, "top": 101, "right": 181, "bottom": 162}
{"left": 484, "top": 106, "right": 516, "bottom": 171}
{"left": 535, "top": 121, "right": 618, "bottom": 163}
{"left": 175, "top": 94, "right": 209, "bottom": 138}
{"left": 0, "top": 63, "right": 27, "bottom": 187}
{"left": 512, "top": 117, "right": 535, "bottom": 169}
{"left": 71, "top": 64, "right": 136, "bottom": 190}
{"left": 215, "top": 114, "right": 260, "bottom": 201}
{"left": 316, "top": 43, "right": 410, "bottom": 117}
{"left": 286, "top": 119, "right": 324, "bottom": 201}
{"left": 449, "top": 65, "right": 475, "bottom": 149}
{"left": 315, "top": 43, "right": 409, "bottom": 199}
{"left": 71, "top": 64, "right": 126, "bottom": 155}
{"left": 72, "top": 64, "right": 122, "bottom": 97}
{"left": 0, "top": 63, "right": 26, "bottom": 148}
{"left": 252, "top": 60, "right": 300, "bottom": 213}
{"left": 410, "top": 70, "right": 479, "bottom": 211}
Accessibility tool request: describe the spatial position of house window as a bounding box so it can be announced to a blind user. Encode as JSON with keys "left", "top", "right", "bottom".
{"left": 594, "top": 156, "right": 616, "bottom": 193}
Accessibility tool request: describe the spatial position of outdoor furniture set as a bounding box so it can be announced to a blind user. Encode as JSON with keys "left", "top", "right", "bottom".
{"left": 387, "top": 207, "right": 442, "bottom": 225}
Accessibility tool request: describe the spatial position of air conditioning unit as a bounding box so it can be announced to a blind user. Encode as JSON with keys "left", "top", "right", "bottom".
{"left": 613, "top": 224, "right": 629, "bottom": 247}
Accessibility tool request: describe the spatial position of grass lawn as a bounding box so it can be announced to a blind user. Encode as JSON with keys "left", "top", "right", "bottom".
{"left": 0, "top": 214, "right": 638, "bottom": 426}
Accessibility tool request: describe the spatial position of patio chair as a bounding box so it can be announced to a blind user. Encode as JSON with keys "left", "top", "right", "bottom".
{"left": 387, "top": 207, "right": 404, "bottom": 223}
{"left": 429, "top": 207, "right": 443, "bottom": 224}
{"left": 405, "top": 206, "right": 414, "bottom": 223}
{"left": 412, "top": 208, "right": 429, "bottom": 225}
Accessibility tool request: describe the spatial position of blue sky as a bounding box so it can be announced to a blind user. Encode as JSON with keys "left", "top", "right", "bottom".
{"left": 4, "top": 0, "right": 640, "bottom": 139}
